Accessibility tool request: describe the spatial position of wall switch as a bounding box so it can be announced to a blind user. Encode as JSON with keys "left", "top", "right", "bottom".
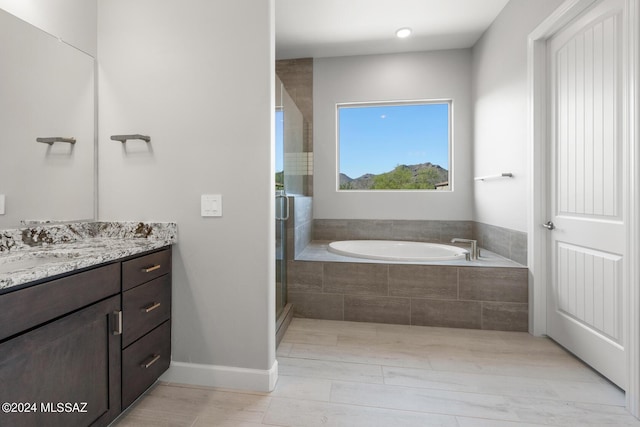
{"left": 201, "top": 194, "right": 222, "bottom": 217}
{"left": 0, "top": 195, "right": 4, "bottom": 215}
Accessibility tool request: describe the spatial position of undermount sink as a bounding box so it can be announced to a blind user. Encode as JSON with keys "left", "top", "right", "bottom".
{"left": 0, "top": 251, "right": 81, "bottom": 274}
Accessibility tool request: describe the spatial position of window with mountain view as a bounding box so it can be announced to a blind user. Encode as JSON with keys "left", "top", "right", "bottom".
{"left": 337, "top": 101, "right": 451, "bottom": 191}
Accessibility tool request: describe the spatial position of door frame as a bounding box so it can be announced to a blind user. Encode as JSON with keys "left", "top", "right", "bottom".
{"left": 528, "top": 0, "right": 639, "bottom": 415}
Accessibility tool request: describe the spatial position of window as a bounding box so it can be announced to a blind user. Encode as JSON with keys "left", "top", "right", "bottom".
{"left": 337, "top": 101, "right": 451, "bottom": 191}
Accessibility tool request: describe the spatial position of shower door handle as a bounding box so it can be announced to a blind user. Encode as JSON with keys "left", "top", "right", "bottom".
{"left": 276, "top": 194, "right": 289, "bottom": 221}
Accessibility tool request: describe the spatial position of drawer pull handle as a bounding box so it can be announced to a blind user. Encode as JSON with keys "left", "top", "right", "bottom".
{"left": 112, "top": 311, "right": 122, "bottom": 335}
{"left": 143, "top": 302, "right": 161, "bottom": 313}
{"left": 141, "top": 354, "right": 161, "bottom": 369}
{"left": 142, "top": 265, "right": 161, "bottom": 273}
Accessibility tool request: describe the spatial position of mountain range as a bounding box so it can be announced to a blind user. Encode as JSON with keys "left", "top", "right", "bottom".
{"left": 340, "top": 162, "right": 448, "bottom": 190}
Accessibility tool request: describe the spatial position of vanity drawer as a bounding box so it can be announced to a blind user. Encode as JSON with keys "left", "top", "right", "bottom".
{"left": 0, "top": 263, "right": 120, "bottom": 341}
{"left": 122, "top": 320, "right": 171, "bottom": 409}
{"left": 122, "top": 249, "right": 171, "bottom": 291}
{"left": 123, "top": 275, "right": 171, "bottom": 348}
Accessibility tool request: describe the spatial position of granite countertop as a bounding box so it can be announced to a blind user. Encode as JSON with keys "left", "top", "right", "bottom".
{"left": 0, "top": 221, "right": 177, "bottom": 292}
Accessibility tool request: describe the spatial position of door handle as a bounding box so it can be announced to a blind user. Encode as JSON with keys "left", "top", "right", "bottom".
{"left": 542, "top": 221, "right": 555, "bottom": 230}
{"left": 276, "top": 194, "right": 289, "bottom": 221}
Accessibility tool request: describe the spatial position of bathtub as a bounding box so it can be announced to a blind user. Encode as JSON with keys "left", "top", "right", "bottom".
{"left": 328, "top": 240, "right": 468, "bottom": 262}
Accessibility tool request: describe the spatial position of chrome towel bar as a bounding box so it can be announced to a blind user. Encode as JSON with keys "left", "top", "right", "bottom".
{"left": 474, "top": 173, "right": 513, "bottom": 181}
{"left": 36, "top": 137, "right": 76, "bottom": 145}
{"left": 110, "top": 134, "right": 151, "bottom": 143}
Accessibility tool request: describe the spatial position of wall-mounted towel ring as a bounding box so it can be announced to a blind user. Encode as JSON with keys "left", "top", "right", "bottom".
{"left": 36, "top": 137, "right": 76, "bottom": 145}
{"left": 110, "top": 134, "right": 151, "bottom": 143}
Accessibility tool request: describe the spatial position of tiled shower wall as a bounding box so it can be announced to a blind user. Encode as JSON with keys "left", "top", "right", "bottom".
{"left": 276, "top": 58, "right": 313, "bottom": 196}
{"left": 286, "top": 196, "right": 313, "bottom": 259}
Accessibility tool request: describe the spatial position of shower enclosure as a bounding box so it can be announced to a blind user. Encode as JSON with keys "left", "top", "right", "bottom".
{"left": 275, "top": 98, "right": 287, "bottom": 326}
{"left": 275, "top": 76, "right": 305, "bottom": 343}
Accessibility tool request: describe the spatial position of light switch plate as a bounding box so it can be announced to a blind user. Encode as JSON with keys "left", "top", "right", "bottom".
{"left": 201, "top": 194, "right": 222, "bottom": 217}
{"left": 0, "top": 194, "right": 4, "bottom": 215}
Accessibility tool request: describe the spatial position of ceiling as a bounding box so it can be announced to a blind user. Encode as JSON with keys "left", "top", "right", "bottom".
{"left": 275, "top": 0, "right": 511, "bottom": 60}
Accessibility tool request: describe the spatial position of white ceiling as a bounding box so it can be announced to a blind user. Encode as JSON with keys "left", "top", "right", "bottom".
{"left": 275, "top": 0, "right": 511, "bottom": 59}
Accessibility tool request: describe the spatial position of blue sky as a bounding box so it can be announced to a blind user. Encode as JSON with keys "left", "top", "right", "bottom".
{"left": 338, "top": 103, "right": 449, "bottom": 178}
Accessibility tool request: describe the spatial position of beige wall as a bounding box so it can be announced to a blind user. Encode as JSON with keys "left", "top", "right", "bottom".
{"left": 472, "top": 0, "right": 565, "bottom": 232}
{"left": 98, "top": 0, "right": 276, "bottom": 389}
{"left": 0, "top": 0, "right": 97, "bottom": 56}
{"left": 313, "top": 50, "right": 474, "bottom": 220}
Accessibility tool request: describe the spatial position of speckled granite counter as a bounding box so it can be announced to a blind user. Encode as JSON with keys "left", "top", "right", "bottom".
{"left": 0, "top": 221, "right": 177, "bottom": 292}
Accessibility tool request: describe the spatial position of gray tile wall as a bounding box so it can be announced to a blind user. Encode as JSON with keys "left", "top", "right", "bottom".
{"left": 314, "top": 219, "right": 475, "bottom": 244}
{"left": 288, "top": 196, "right": 313, "bottom": 259}
{"left": 474, "top": 222, "right": 528, "bottom": 265}
{"left": 287, "top": 261, "right": 528, "bottom": 331}
{"left": 276, "top": 58, "right": 314, "bottom": 196}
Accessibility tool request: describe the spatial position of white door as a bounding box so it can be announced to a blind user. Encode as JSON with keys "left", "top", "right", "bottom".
{"left": 546, "top": 0, "right": 627, "bottom": 389}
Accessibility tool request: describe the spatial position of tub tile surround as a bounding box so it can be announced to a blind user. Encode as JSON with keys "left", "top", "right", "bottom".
{"left": 314, "top": 219, "right": 525, "bottom": 264}
{"left": 314, "top": 219, "right": 475, "bottom": 244}
{"left": 289, "top": 254, "right": 528, "bottom": 332}
{"left": 0, "top": 221, "right": 177, "bottom": 291}
{"left": 474, "top": 222, "right": 528, "bottom": 265}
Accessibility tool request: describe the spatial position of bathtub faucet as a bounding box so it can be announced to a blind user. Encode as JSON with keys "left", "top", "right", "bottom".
{"left": 451, "top": 238, "right": 479, "bottom": 261}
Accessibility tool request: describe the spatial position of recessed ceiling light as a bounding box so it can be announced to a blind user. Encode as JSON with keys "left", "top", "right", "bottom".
{"left": 395, "top": 28, "right": 412, "bottom": 39}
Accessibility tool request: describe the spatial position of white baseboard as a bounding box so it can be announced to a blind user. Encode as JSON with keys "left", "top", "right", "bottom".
{"left": 159, "top": 359, "right": 278, "bottom": 392}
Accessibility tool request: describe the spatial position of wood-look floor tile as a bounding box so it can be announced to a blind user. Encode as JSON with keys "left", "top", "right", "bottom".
{"left": 263, "top": 397, "right": 459, "bottom": 427}
{"left": 456, "top": 417, "right": 547, "bottom": 426}
{"left": 192, "top": 419, "right": 264, "bottom": 427}
{"left": 330, "top": 381, "right": 518, "bottom": 421}
{"left": 506, "top": 395, "right": 640, "bottom": 425}
{"left": 131, "top": 384, "right": 270, "bottom": 423}
{"left": 278, "top": 356, "right": 384, "bottom": 384}
{"left": 427, "top": 350, "right": 604, "bottom": 383}
{"left": 276, "top": 341, "right": 293, "bottom": 357}
{"left": 547, "top": 379, "right": 624, "bottom": 406}
{"left": 115, "top": 318, "right": 632, "bottom": 427}
{"left": 287, "top": 318, "right": 378, "bottom": 338}
{"left": 281, "top": 328, "right": 339, "bottom": 346}
{"left": 383, "top": 366, "right": 559, "bottom": 399}
{"left": 270, "top": 375, "right": 332, "bottom": 401}
{"left": 113, "top": 407, "right": 197, "bottom": 427}
{"left": 287, "top": 342, "right": 432, "bottom": 370}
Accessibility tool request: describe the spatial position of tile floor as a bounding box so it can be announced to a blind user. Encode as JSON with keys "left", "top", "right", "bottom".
{"left": 113, "top": 318, "right": 639, "bottom": 426}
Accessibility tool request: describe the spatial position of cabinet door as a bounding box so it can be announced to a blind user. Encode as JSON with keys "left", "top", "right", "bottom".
{"left": 0, "top": 295, "right": 121, "bottom": 427}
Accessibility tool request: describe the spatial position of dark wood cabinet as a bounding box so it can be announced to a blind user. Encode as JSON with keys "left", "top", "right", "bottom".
{"left": 121, "top": 248, "right": 172, "bottom": 409}
{"left": 0, "top": 293, "right": 121, "bottom": 427}
{"left": 0, "top": 246, "right": 172, "bottom": 427}
{"left": 122, "top": 320, "right": 171, "bottom": 408}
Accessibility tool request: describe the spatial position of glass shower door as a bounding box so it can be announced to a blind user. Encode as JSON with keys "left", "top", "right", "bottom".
{"left": 275, "top": 190, "right": 288, "bottom": 320}
{"left": 275, "top": 103, "right": 287, "bottom": 321}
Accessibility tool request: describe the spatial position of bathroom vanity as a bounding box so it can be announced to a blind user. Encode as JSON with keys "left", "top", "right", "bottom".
{"left": 0, "top": 222, "right": 176, "bottom": 427}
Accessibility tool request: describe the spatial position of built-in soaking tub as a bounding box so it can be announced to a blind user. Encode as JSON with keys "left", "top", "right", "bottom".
{"left": 328, "top": 240, "right": 468, "bottom": 262}
{"left": 290, "top": 240, "right": 529, "bottom": 332}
